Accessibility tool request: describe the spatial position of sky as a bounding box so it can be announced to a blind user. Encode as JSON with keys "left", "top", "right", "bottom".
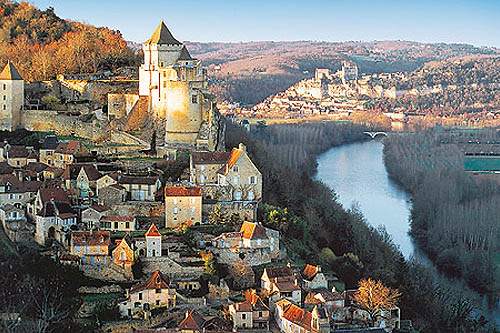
{"left": 28, "top": 0, "right": 500, "bottom": 47}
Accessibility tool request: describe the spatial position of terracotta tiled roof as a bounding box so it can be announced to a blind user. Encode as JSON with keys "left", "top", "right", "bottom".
{"left": 0, "top": 162, "right": 13, "bottom": 174}
{"left": 240, "top": 221, "right": 267, "bottom": 240}
{"left": 81, "top": 165, "right": 102, "bottom": 181}
{"left": 101, "top": 216, "right": 134, "bottom": 222}
{"left": 191, "top": 151, "right": 231, "bottom": 164}
{"left": 227, "top": 148, "right": 243, "bottom": 170}
{"left": 88, "top": 205, "right": 110, "bottom": 213}
{"left": 302, "top": 264, "right": 319, "bottom": 281}
{"left": 7, "top": 146, "right": 29, "bottom": 158}
{"left": 39, "top": 188, "right": 70, "bottom": 204}
{"left": 55, "top": 141, "right": 80, "bottom": 154}
{"left": 24, "top": 162, "right": 48, "bottom": 173}
{"left": 178, "top": 309, "right": 206, "bottom": 331}
{"left": 119, "top": 175, "right": 159, "bottom": 185}
{"left": 282, "top": 303, "right": 313, "bottom": 330}
{"left": 273, "top": 281, "right": 301, "bottom": 292}
{"left": 263, "top": 266, "right": 294, "bottom": 280}
{"left": 145, "top": 224, "right": 161, "bottom": 237}
{"left": 164, "top": 186, "right": 202, "bottom": 197}
{"left": 72, "top": 231, "right": 110, "bottom": 246}
{"left": 130, "top": 270, "right": 170, "bottom": 294}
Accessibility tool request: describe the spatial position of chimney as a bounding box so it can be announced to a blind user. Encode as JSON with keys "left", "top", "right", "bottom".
{"left": 238, "top": 143, "right": 246, "bottom": 152}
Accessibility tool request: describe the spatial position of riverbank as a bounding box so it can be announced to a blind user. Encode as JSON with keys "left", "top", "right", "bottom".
{"left": 226, "top": 121, "right": 485, "bottom": 331}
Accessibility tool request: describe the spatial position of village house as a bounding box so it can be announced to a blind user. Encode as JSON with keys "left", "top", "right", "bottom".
{"left": 112, "top": 235, "right": 134, "bottom": 277}
{"left": 274, "top": 299, "right": 330, "bottom": 333}
{"left": 39, "top": 135, "right": 59, "bottom": 166}
{"left": 62, "top": 164, "right": 101, "bottom": 199}
{"left": 191, "top": 143, "right": 262, "bottom": 202}
{"left": 6, "top": 145, "right": 37, "bottom": 167}
{"left": 118, "top": 270, "right": 176, "bottom": 317}
{"left": 0, "top": 174, "right": 41, "bottom": 207}
{"left": 178, "top": 309, "right": 206, "bottom": 333}
{"left": 164, "top": 186, "right": 202, "bottom": 228}
{"left": 210, "top": 221, "right": 280, "bottom": 266}
{"left": 70, "top": 230, "right": 111, "bottom": 265}
{"left": 100, "top": 215, "right": 137, "bottom": 232}
{"left": 262, "top": 266, "right": 301, "bottom": 305}
{"left": 145, "top": 224, "right": 162, "bottom": 257}
{"left": 43, "top": 166, "right": 64, "bottom": 180}
{"left": 19, "top": 162, "right": 48, "bottom": 181}
{"left": 342, "top": 290, "right": 401, "bottom": 329}
{"left": 0, "top": 204, "right": 30, "bottom": 242}
{"left": 300, "top": 264, "right": 328, "bottom": 290}
{"left": 81, "top": 205, "right": 111, "bottom": 229}
{"left": 32, "top": 188, "right": 76, "bottom": 245}
{"left": 229, "top": 291, "right": 270, "bottom": 331}
{"left": 54, "top": 140, "right": 84, "bottom": 169}
{"left": 98, "top": 183, "right": 126, "bottom": 206}
{"left": 304, "top": 289, "right": 345, "bottom": 322}
{"left": 96, "top": 172, "right": 161, "bottom": 201}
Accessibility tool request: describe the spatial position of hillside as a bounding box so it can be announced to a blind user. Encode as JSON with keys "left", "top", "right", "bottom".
{"left": 182, "top": 40, "right": 498, "bottom": 105}
{"left": 0, "top": 0, "right": 137, "bottom": 81}
{"left": 373, "top": 55, "right": 500, "bottom": 115}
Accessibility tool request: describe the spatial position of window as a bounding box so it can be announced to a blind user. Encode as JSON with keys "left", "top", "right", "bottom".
{"left": 248, "top": 191, "right": 254, "bottom": 200}
{"left": 233, "top": 166, "right": 238, "bottom": 172}
{"left": 2, "top": 95, "right": 5, "bottom": 100}
{"left": 3, "top": 105, "right": 5, "bottom": 111}
{"left": 259, "top": 311, "right": 263, "bottom": 317}
{"left": 138, "top": 293, "right": 142, "bottom": 300}
{"left": 190, "top": 197, "right": 195, "bottom": 204}
{"left": 200, "top": 165, "right": 205, "bottom": 171}
{"left": 242, "top": 313, "right": 246, "bottom": 320}
{"left": 2, "top": 84, "right": 5, "bottom": 90}
{"left": 173, "top": 198, "right": 178, "bottom": 205}
{"left": 235, "top": 191, "right": 242, "bottom": 200}
{"left": 191, "top": 94, "right": 198, "bottom": 104}
{"left": 249, "top": 176, "right": 257, "bottom": 184}
{"left": 173, "top": 207, "right": 178, "bottom": 214}
{"left": 114, "top": 222, "right": 118, "bottom": 229}
{"left": 191, "top": 207, "right": 195, "bottom": 213}
{"left": 156, "top": 288, "right": 161, "bottom": 294}
{"left": 126, "top": 222, "right": 130, "bottom": 229}
{"left": 156, "top": 300, "right": 160, "bottom": 306}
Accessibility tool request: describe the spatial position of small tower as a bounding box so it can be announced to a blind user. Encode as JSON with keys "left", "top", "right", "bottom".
{"left": 0, "top": 61, "right": 24, "bottom": 131}
{"left": 145, "top": 223, "right": 162, "bottom": 257}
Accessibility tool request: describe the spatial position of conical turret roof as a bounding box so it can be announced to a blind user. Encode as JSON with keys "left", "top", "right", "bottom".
{"left": 178, "top": 46, "right": 193, "bottom": 61}
{"left": 145, "top": 21, "right": 182, "bottom": 45}
{"left": 0, "top": 61, "right": 23, "bottom": 80}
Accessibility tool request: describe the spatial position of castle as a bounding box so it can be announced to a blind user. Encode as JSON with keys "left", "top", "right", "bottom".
{"left": 108, "top": 21, "right": 224, "bottom": 152}
{"left": 0, "top": 61, "right": 24, "bottom": 131}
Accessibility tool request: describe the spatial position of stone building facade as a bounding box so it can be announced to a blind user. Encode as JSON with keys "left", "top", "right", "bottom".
{"left": 0, "top": 62, "right": 23, "bottom": 131}
{"left": 108, "top": 21, "right": 224, "bottom": 151}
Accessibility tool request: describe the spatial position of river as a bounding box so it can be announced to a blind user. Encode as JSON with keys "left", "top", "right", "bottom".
{"left": 315, "top": 139, "right": 500, "bottom": 327}
{"left": 315, "top": 140, "right": 414, "bottom": 258}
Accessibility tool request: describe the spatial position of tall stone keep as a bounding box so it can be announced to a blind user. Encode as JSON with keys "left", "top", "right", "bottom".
{"left": 138, "top": 21, "right": 222, "bottom": 150}
{"left": 0, "top": 62, "right": 24, "bottom": 131}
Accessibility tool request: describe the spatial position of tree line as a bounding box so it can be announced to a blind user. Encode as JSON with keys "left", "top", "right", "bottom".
{"left": 384, "top": 129, "right": 500, "bottom": 296}
{"left": 0, "top": 1, "right": 137, "bottom": 81}
{"left": 226, "top": 121, "right": 487, "bottom": 331}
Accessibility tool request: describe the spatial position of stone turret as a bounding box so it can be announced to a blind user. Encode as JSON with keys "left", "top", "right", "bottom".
{"left": 0, "top": 61, "right": 24, "bottom": 131}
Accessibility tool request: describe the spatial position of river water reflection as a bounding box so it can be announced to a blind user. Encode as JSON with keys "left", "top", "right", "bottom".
{"left": 315, "top": 140, "right": 414, "bottom": 258}
{"left": 315, "top": 139, "right": 500, "bottom": 327}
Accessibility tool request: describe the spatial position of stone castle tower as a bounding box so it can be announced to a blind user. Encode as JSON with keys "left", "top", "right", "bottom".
{"left": 0, "top": 61, "right": 24, "bottom": 131}
{"left": 138, "top": 21, "right": 223, "bottom": 151}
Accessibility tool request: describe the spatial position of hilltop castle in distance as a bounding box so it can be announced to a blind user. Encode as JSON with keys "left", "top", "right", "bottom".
{"left": 108, "top": 21, "right": 224, "bottom": 152}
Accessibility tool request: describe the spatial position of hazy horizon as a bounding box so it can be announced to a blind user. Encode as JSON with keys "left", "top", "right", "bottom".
{"left": 27, "top": 0, "right": 500, "bottom": 48}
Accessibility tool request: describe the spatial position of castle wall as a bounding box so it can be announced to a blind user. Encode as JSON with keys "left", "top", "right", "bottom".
{"left": 108, "top": 93, "right": 140, "bottom": 119}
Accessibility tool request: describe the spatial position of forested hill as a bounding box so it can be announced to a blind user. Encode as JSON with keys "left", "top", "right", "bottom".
{"left": 182, "top": 40, "right": 498, "bottom": 105}
{"left": 0, "top": 0, "right": 137, "bottom": 81}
